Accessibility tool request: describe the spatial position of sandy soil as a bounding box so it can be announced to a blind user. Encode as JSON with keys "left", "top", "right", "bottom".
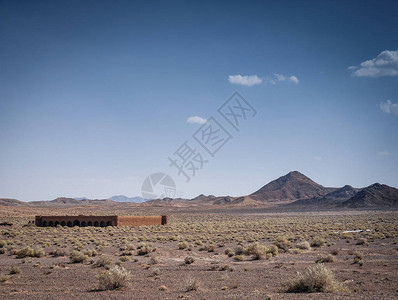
{"left": 0, "top": 204, "right": 397, "bottom": 299}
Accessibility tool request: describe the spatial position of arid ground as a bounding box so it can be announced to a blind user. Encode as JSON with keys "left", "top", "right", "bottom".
{"left": 0, "top": 204, "right": 397, "bottom": 299}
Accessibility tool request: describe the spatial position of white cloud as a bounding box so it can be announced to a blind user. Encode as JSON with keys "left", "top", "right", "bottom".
{"left": 187, "top": 116, "right": 207, "bottom": 124}
{"left": 378, "top": 151, "right": 391, "bottom": 156}
{"left": 270, "top": 73, "right": 299, "bottom": 84}
{"left": 313, "top": 156, "right": 323, "bottom": 161}
{"left": 228, "top": 75, "right": 262, "bottom": 86}
{"left": 350, "top": 49, "right": 398, "bottom": 77}
{"left": 380, "top": 100, "right": 398, "bottom": 116}
{"left": 274, "top": 73, "right": 286, "bottom": 81}
{"left": 289, "top": 75, "right": 299, "bottom": 84}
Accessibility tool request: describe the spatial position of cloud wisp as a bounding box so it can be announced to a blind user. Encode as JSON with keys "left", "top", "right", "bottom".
{"left": 228, "top": 73, "right": 299, "bottom": 86}
{"left": 380, "top": 100, "right": 398, "bottom": 116}
{"left": 270, "top": 73, "right": 299, "bottom": 84}
{"left": 349, "top": 49, "right": 398, "bottom": 77}
{"left": 228, "top": 75, "right": 263, "bottom": 86}
{"left": 187, "top": 116, "right": 207, "bottom": 124}
{"left": 378, "top": 151, "right": 391, "bottom": 156}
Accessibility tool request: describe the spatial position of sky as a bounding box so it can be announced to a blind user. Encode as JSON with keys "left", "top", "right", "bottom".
{"left": 0, "top": 0, "right": 398, "bottom": 201}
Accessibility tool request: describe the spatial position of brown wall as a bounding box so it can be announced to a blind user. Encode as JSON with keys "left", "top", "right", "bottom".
{"left": 35, "top": 215, "right": 167, "bottom": 227}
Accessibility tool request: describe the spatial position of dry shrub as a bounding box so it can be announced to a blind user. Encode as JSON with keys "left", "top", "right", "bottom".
{"left": 356, "top": 238, "right": 368, "bottom": 246}
{"left": 137, "top": 243, "right": 155, "bottom": 255}
{"left": 16, "top": 247, "right": 44, "bottom": 258}
{"left": 94, "top": 256, "right": 113, "bottom": 268}
{"left": 178, "top": 241, "right": 189, "bottom": 249}
{"left": 0, "top": 275, "right": 10, "bottom": 283}
{"left": 274, "top": 236, "right": 291, "bottom": 252}
{"left": 50, "top": 249, "right": 67, "bottom": 257}
{"left": 234, "top": 245, "right": 244, "bottom": 255}
{"left": 284, "top": 264, "right": 348, "bottom": 293}
{"left": 97, "top": 265, "right": 131, "bottom": 290}
{"left": 184, "top": 256, "right": 195, "bottom": 265}
{"left": 296, "top": 241, "right": 311, "bottom": 250}
{"left": 151, "top": 268, "right": 160, "bottom": 276}
{"left": 243, "top": 243, "right": 268, "bottom": 260}
{"left": 0, "top": 240, "right": 6, "bottom": 248}
{"left": 149, "top": 256, "right": 160, "bottom": 265}
{"left": 184, "top": 276, "right": 200, "bottom": 292}
{"left": 233, "top": 255, "right": 244, "bottom": 261}
{"left": 311, "top": 236, "right": 325, "bottom": 247}
{"left": 69, "top": 251, "right": 89, "bottom": 263}
{"left": 267, "top": 245, "right": 278, "bottom": 256}
{"left": 9, "top": 266, "right": 21, "bottom": 274}
{"left": 316, "top": 254, "right": 335, "bottom": 263}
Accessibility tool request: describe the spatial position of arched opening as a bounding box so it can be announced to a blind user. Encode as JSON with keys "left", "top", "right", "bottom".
{"left": 106, "top": 221, "right": 112, "bottom": 227}
{"left": 81, "top": 221, "right": 87, "bottom": 227}
{"left": 73, "top": 220, "right": 80, "bottom": 227}
{"left": 61, "top": 221, "right": 66, "bottom": 226}
{"left": 67, "top": 221, "right": 72, "bottom": 227}
{"left": 49, "top": 221, "right": 54, "bottom": 227}
{"left": 87, "top": 221, "right": 93, "bottom": 226}
{"left": 100, "top": 221, "right": 105, "bottom": 227}
{"left": 42, "top": 221, "right": 47, "bottom": 227}
{"left": 94, "top": 221, "right": 99, "bottom": 227}
{"left": 55, "top": 221, "right": 60, "bottom": 227}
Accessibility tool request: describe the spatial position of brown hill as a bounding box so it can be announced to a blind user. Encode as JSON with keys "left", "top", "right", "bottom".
{"left": 249, "top": 171, "right": 334, "bottom": 202}
{"left": 0, "top": 198, "right": 23, "bottom": 206}
{"left": 341, "top": 183, "right": 398, "bottom": 208}
{"left": 289, "top": 185, "right": 360, "bottom": 207}
{"left": 29, "top": 197, "right": 116, "bottom": 206}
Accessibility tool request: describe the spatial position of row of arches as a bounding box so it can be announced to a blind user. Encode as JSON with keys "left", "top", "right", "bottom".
{"left": 40, "top": 220, "right": 113, "bottom": 227}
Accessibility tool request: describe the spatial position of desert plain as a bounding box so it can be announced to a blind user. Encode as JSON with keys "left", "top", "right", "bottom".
{"left": 0, "top": 203, "right": 397, "bottom": 300}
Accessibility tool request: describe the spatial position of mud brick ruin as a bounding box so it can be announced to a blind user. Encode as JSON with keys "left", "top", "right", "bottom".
{"left": 35, "top": 215, "right": 167, "bottom": 227}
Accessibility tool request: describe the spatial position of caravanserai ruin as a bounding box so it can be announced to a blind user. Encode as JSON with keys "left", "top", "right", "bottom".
{"left": 35, "top": 215, "right": 167, "bottom": 227}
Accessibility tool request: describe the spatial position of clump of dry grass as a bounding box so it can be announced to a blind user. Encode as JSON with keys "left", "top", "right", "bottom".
{"left": 274, "top": 236, "right": 291, "bottom": 252}
{"left": 50, "top": 249, "right": 67, "bottom": 257}
{"left": 311, "top": 236, "right": 325, "bottom": 247}
{"left": 97, "top": 265, "right": 131, "bottom": 290}
{"left": 0, "top": 274, "right": 10, "bottom": 283}
{"left": 284, "top": 264, "right": 348, "bottom": 293}
{"left": 16, "top": 246, "right": 45, "bottom": 258}
{"left": 296, "top": 241, "right": 311, "bottom": 250}
{"left": 315, "top": 254, "right": 335, "bottom": 263}
{"left": 184, "top": 276, "right": 200, "bottom": 292}
{"left": 178, "top": 241, "right": 189, "bottom": 249}
{"left": 184, "top": 256, "right": 195, "bottom": 265}
{"left": 243, "top": 243, "right": 269, "bottom": 260}
{"left": 69, "top": 251, "right": 89, "bottom": 263}
{"left": 9, "top": 266, "right": 21, "bottom": 274}
{"left": 94, "top": 256, "right": 113, "bottom": 268}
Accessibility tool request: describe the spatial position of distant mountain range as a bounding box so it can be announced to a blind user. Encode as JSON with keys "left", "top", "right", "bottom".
{"left": 1, "top": 171, "right": 397, "bottom": 208}
{"left": 180, "top": 171, "right": 398, "bottom": 208}
{"left": 108, "top": 195, "right": 147, "bottom": 203}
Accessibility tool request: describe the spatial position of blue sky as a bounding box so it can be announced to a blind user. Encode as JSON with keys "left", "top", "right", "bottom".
{"left": 1, "top": 0, "right": 398, "bottom": 201}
